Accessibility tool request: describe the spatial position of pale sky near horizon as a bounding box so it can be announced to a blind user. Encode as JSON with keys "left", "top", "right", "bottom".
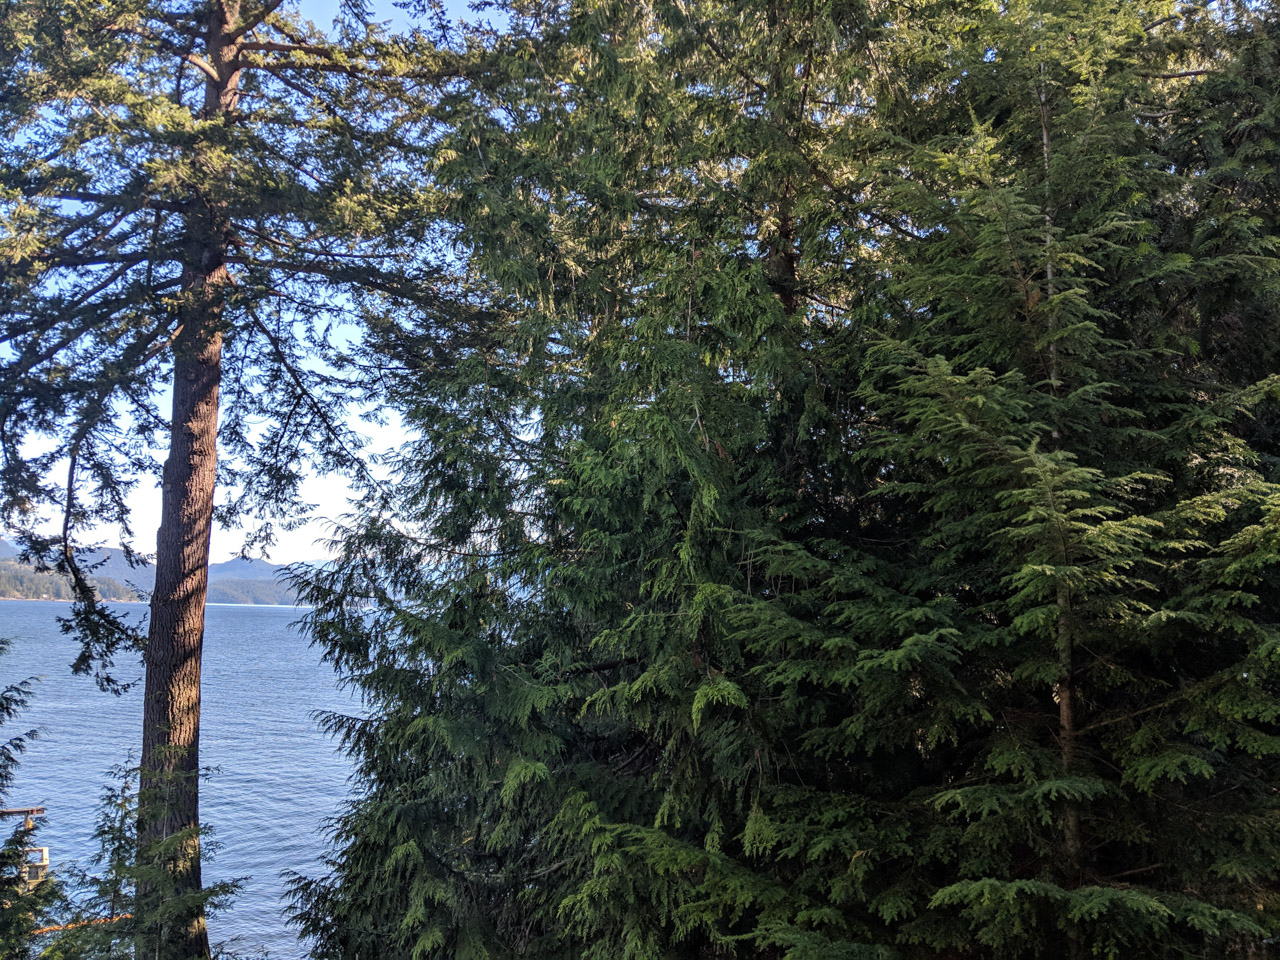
{"left": 123, "top": 416, "right": 403, "bottom": 567}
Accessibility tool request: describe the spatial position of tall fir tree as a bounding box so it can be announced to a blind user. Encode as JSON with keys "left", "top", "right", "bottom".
{"left": 293, "top": 0, "right": 887, "bottom": 953}
{"left": 0, "top": 2, "right": 455, "bottom": 956}
{"left": 294, "top": 1, "right": 1280, "bottom": 958}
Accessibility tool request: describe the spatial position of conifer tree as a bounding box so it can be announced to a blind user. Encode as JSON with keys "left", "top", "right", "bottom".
{"left": 0, "top": 3, "right": 454, "bottom": 956}
{"left": 295, "top": 1, "right": 1280, "bottom": 958}
{"left": 293, "top": 0, "right": 886, "bottom": 953}
{"left": 849, "top": 4, "right": 1280, "bottom": 954}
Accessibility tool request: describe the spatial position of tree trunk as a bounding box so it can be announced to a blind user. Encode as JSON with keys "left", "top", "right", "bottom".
{"left": 137, "top": 5, "right": 239, "bottom": 958}
{"left": 138, "top": 312, "right": 222, "bottom": 960}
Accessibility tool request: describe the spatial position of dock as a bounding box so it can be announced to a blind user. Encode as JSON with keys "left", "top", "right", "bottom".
{"left": 0, "top": 806, "right": 49, "bottom": 886}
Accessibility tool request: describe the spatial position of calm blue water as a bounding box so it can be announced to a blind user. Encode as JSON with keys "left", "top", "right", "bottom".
{"left": 0, "top": 600, "right": 357, "bottom": 959}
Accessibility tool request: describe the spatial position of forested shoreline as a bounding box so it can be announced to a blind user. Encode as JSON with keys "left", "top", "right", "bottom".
{"left": 0, "top": 560, "right": 135, "bottom": 602}
{"left": 3, "top": 1, "right": 1280, "bottom": 959}
{"left": 0, "top": 571, "right": 294, "bottom": 605}
{"left": 0, "top": 551, "right": 296, "bottom": 604}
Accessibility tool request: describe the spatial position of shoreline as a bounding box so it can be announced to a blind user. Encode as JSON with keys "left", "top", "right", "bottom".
{"left": 0, "top": 596, "right": 309, "bottom": 609}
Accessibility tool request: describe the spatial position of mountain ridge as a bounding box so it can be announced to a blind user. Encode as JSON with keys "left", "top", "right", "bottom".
{"left": 0, "top": 542, "right": 303, "bottom": 605}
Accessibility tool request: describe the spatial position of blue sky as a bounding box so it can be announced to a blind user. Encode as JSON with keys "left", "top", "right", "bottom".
{"left": 307, "top": 0, "right": 411, "bottom": 29}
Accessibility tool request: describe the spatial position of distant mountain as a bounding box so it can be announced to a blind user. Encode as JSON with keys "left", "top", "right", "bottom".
{"left": 208, "top": 557, "right": 287, "bottom": 582}
{"left": 0, "top": 541, "right": 300, "bottom": 605}
{"left": 206, "top": 577, "right": 296, "bottom": 605}
{"left": 76, "top": 548, "right": 153, "bottom": 587}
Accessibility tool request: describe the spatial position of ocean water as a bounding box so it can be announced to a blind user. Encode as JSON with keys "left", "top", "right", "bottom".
{"left": 0, "top": 600, "right": 357, "bottom": 959}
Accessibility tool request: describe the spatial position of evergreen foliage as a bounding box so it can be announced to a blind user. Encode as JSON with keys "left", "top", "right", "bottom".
{"left": 0, "top": 0, "right": 440, "bottom": 683}
{"left": 33, "top": 767, "right": 247, "bottom": 960}
{"left": 0, "top": 639, "right": 60, "bottom": 959}
{"left": 294, "top": 1, "right": 1280, "bottom": 959}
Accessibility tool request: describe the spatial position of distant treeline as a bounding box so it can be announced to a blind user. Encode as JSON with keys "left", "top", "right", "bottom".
{"left": 0, "top": 559, "right": 136, "bottom": 602}
{"left": 0, "top": 559, "right": 294, "bottom": 605}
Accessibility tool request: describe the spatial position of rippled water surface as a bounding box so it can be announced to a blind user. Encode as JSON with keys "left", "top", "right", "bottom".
{"left": 0, "top": 600, "right": 356, "bottom": 959}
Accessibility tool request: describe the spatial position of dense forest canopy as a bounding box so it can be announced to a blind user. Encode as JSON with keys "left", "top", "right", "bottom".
{"left": 293, "top": 1, "right": 1280, "bottom": 958}
{"left": 4, "top": 0, "right": 1280, "bottom": 959}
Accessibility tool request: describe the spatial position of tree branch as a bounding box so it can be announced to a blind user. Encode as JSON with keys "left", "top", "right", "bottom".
{"left": 1140, "top": 69, "right": 1213, "bottom": 79}
{"left": 39, "top": 189, "right": 190, "bottom": 214}
{"left": 100, "top": 24, "right": 220, "bottom": 83}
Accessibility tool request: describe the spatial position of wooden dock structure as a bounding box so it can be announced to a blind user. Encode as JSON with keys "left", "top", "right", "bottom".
{"left": 0, "top": 806, "right": 49, "bottom": 886}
